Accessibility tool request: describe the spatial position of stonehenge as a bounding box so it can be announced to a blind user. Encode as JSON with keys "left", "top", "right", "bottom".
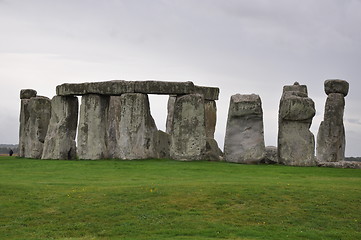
{"left": 19, "top": 79, "right": 350, "bottom": 167}
{"left": 317, "top": 80, "right": 349, "bottom": 162}
{"left": 19, "top": 80, "right": 221, "bottom": 161}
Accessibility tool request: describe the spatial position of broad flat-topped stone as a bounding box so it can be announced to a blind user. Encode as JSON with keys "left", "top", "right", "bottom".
{"left": 324, "top": 79, "right": 349, "bottom": 96}
{"left": 56, "top": 80, "right": 219, "bottom": 100}
{"left": 20, "top": 89, "right": 37, "bottom": 99}
{"left": 283, "top": 82, "right": 308, "bottom": 96}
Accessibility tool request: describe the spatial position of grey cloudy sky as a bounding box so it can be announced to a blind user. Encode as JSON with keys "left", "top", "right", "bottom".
{"left": 1, "top": 0, "right": 360, "bottom": 156}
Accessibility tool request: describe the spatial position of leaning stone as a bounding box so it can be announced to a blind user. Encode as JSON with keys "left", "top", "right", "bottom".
{"left": 42, "top": 96, "right": 78, "bottom": 160}
{"left": 278, "top": 83, "right": 316, "bottom": 166}
{"left": 26, "top": 96, "right": 52, "bottom": 158}
{"left": 224, "top": 94, "right": 265, "bottom": 164}
{"left": 20, "top": 89, "right": 37, "bottom": 99}
{"left": 317, "top": 93, "right": 346, "bottom": 162}
{"left": 204, "top": 138, "right": 223, "bottom": 161}
{"left": 77, "top": 94, "right": 109, "bottom": 160}
{"left": 324, "top": 79, "right": 349, "bottom": 96}
{"left": 134, "top": 80, "right": 195, "bottom": 95}
{"left": 169, "top": 94, "right": 207, "bottom": 161}
{"left": 115, "top": 93, "right": 158, "bottom": 160}
{"left": 193, "top": 86, "right": 220, "bottom": 100}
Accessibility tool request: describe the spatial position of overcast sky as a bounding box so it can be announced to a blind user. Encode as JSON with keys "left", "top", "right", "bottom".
{"left": 1, "top": 0, "right": 360, "bottom": 156}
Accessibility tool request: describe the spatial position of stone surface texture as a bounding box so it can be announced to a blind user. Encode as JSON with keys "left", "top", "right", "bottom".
{"left": 42, "top": 96, "right": 78, "bottom": 160}
{"left": 169, "top": 94, "right": 207, "bottom": 161}
{"left": 278, "top": 83, "right": 316, "bottom": 166}
{"left": 110, "top": 93, "right": 159, "bottom": 160}
{"left": 324, "top": 79, "right": 349, "bottom": 96}
{"left": 224, "top": 94, "right": 265, "bottom": 164}
{"left": 318, "top": 161, "right": 361, "bottom": 169}
{"left": 317, "top": 79, "right": 348, "bottom": 162}
{"left": 77, "top": 94, "right": 109, "bottom": 160}
{"left": 26, "top": 96, "right": 52, "bottom": 158}
{"left": 19, "top": 99, "right": 31, "bottom": 157}
{"left": 20, "top": 89, "right": 37, "bottom": 99}
{"left": 263, "top": 146, "right": 278, "bottom": 164}
{"left": 166, "top": 96, "right": 176, "bottom": 134}
{"left": 56, "top": 80, "right": 219, "bottom": 100}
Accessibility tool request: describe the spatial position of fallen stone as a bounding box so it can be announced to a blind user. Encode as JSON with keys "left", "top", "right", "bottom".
{"left": 318, "top": 161, "right": 361, "bottom": 169}
{"left": 42, "top": 96, "right": 78, "bottom": 160}
{"left": 20, "top": 89, "right": 37, "bottom": 99}
{"left": 324, "top": 79, "right": 349, "bottom": 96}
{"left": 77, "top": 94, "right": 109, "bottom": 160}
{"left": 224, "top": 94, "right": 265, "bottom": 164}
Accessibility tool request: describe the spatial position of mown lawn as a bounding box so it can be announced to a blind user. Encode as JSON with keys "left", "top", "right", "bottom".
{"left": 0, "top": 156, "right": 360, "bottom": 240}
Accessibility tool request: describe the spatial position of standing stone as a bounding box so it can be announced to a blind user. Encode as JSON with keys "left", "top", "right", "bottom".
{"left": 77, "top": 94, "right": 109, "bottom": 160}
{"left": 166, "top": 96, "right": 176, "bottom": 134}
{"left": 278, "top": 82, "right": 316, "bottom": 166}
{"left": 19, "top": 89, "right": 37, "bottom": 157}
{"left": 42, "top": 96, "right": 78, "bottom": 160}
{"left": 26, "top": 96, "right": 52, "bottom": 158}
{"left": 224, "top": 94, "right": 265, "bottom": 164}
{"left": 107, "top": 96, "right": 122, "bottom": 159}
{"left": 114, "top": 93, "right": 158, "bottom": 160}
{"left": 317, "top": 79, "right": 349, "bottom": 162}
{"left": 204, "top": 100, "right": 217, "bottom": 139}
{"left": 169, "top": 94, "right": 207, "bottom": 161}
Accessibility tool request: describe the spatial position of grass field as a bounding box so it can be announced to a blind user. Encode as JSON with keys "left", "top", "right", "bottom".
{"left": 1, "top": 156, "right": 360, "bottom": 240}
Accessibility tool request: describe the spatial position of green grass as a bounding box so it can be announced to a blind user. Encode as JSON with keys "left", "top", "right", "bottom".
{"left": 1, "top": 156, "right": 361, "bottom": 240}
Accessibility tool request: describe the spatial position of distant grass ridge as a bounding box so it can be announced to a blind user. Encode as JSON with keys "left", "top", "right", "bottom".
{"left": 1, "top": 156, "right": 361, "bottom": 239}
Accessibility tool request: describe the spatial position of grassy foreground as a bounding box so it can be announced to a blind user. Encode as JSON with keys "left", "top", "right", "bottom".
{"left": 0, "top": 156, "right": 360, "bottom": 240}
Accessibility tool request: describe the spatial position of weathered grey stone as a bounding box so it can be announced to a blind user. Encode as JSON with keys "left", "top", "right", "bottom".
{"left": 262, "top": 146, "right": 278, "bottom": 164}
{"left": 26, "top": 96, "right": 52, "bottom": 158}
{"left": 114, "top": 93, "right": 158, "bottom": 160}
{"left": 318, "top": 161, "right": 361, "bottom": 169}
{"left": 194, "top": 86, "right": 220, "bottom": 100}
{"left": 169, "top": 94, "right": 207, "bottom": 161}
{"left": 166, "top": 96, "right": 176, "bottom": 134}
{"left": 204, "top": 100, "right": 217, "bottom": 139}
{"left": 204, "top": 138, "right": 223, "bottom": 161}
{"left": 282, "top": 82, "right": 308, "bottom": 95}
{"left": 155, "top": 130, "right": 171, "bottom": 159}
{"left": 317, "top": 93, "right": 346, "bottom": 162}
{"left": 106, "top": 96, "right": 123, "bottom": 159}
{"left": 278, "top": 83, "right": 316, "bottom": 166}
{"left": 324, "top": 79, "right": 349, "bottom": 96}
{"left": 20, "top": 89, "right": 37, "bottom": 99}
{"left": 42, "top": 96, "right": 78, "bottom": 160}
{"left": 134, "top": 80, "right": 195, "bottom": 95}
{"left": 57, "top": 80, "right": 220, "bottom": 100}
{"left": 77, "top": 94, "right": 109, "bottom": 160}
{"left": 19, "top": 99, "right": 31, "bottom": 157}
{"left": 57, "top": 80, "right": 135, "bottom": 96}
{"left": 224, "top": 94, "right": 265, "bottom": 164}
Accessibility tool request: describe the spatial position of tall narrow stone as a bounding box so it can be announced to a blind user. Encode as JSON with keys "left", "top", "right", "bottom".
{"left": 77, "top": 94, "right": 109, "bottom": 160}
{"left": 166, "top": 96, "right": 176, "bottom": 134}
{"left": 42, "top": 96, "right": 78, "bottom": 160}
{"left": 19, "top": 89, "right": 37, "bottom": 157}
{"left": 317, "top": 79, "right": 349, "bottom": 162}
{"left": 107, "top": 96, "right": 123, "bottom": 159}
{"left": 278, "top": 82, "right": 316, "bottom": 166}
{"left": 224, "top": 94, "right": 265, "bottom": 164}
{"left": 169, "top": 94, "right": 207, "bottom": 160}
{"left": 26, "top": 96, "right": 52, "bottom": 158}
{"left": 114, "top": 93, "right": 158, "bottom": 160}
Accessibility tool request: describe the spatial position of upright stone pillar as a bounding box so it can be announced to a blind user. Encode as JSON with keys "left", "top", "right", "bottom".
{"left": 169, "top": 94, "right": 207, "bottom": 160}
{"left": 166, "top": 96, "right": 176, "bottom": 134}
{"left": 77, "top": 94, "right": 109, "bottom": 160}
{"left": 19, "top": 89, "right": 37, "bottom": 157}
{"left": 278, "top": 82, "right": 316, "bottom": 166}
{"left": 224, "top": 94, "right": 265, "bottom": 163}
{"left": 111, "top": 93, "right": 158, "bottom": 160}
{"left": 42, "top": 96, "right": 78, "bottom": 160}
{"left": 317, "top": 79, "right": 349, "bottom": 162}
{"left": 27, "top": 96, "right": 52, "bottom": 158}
